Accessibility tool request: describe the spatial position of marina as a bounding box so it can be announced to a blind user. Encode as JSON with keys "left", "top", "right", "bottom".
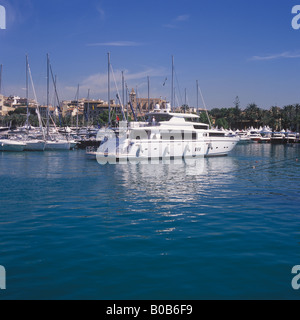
{"left": 2, "top": 0, "right": 300, "bottom": 302}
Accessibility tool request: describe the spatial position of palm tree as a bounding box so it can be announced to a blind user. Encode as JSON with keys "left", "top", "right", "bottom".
{"left": 245, "top": 103, "right": 262, "bottom": 127}
{"left": 270, "top": 106, "right": 281, "bottom": 131}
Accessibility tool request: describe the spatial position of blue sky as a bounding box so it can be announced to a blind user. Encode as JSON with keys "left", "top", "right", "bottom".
{"left": 1, "top": 0, "right": 300, "bottom": 109}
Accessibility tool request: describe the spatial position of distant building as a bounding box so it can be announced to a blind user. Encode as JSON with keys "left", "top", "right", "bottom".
{"left": 0, "top": 95, "right": 38, "bottom": 115}
{"left": 129, "top": 89, "right": 166, "bottom": 115}
{"left": 0, "top": 95, "right": 14, "bottom": 116}
{"left": 84, "top": 99, "right": 122, "bottom": 122}
{"left": 38, "top": 105, "right": 58, "bottom": 119}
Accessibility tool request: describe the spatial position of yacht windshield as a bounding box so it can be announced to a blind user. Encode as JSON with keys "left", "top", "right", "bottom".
{"left": 147, "top": 114, "right": 173, "bottom": 123}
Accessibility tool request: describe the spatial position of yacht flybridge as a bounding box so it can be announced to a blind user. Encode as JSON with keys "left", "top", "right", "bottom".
{"left": 87, "top": 104, "right": 240, "bottom": 163}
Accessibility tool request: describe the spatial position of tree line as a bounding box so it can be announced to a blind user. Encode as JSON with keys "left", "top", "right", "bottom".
{"left": 199, "top": 98, "right": 300, "bottom": 132}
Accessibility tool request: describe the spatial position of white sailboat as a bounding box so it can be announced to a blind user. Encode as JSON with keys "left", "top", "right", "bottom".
{"left": 44, "top": 54, "right": 76, "bottom": 151}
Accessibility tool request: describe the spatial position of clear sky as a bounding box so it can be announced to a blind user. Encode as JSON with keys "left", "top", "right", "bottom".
{"left": 1, "top": 0, "right": 300, "bottom": 109}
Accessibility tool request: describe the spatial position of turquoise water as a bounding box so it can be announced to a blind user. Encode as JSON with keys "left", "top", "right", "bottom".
{"left": 0, "top": 143, "right": 300, "bottom": 300}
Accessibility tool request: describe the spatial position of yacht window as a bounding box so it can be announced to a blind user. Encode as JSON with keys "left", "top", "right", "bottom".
{"left": 209, "top": 132, "right": 225, "bottom": 137}
{"left": 194, "top": 125, "right": 209, "bottom": 130}
{"left": 147, "top": 114, "right": 172, "bottom": 123}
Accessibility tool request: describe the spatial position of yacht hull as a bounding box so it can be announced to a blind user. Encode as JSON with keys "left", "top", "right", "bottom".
{"left": 89, "top": 138, "right": 239, "bottom": 163}
{"left": 270, "top": 138, "right": 286, "bottom": 144}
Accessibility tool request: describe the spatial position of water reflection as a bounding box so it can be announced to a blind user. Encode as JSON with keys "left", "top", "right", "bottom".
{"left": 108, "top": 156, "right": 239, "bottom": 231}
{"left": 115, "top": 156, "right": 238, "bottom": 197}
{"left": 96, "top": 155, "right": 243, "bottom": 247}
{"left": 101, "top": 143, "right": 300, "bottom": 242}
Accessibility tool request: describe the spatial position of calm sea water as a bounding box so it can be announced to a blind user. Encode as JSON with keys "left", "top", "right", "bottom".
{"left": 0, "top": 143, "right": 300, "bottom": 300}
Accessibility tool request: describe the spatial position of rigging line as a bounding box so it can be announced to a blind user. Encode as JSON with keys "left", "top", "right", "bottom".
{"left": 49, "top": 63, "right": 68, "bottom": 137}
{"left": 110, "top": 64, "right": 126, "bottom": 121}
{"left": 47, "top": 65, "right": 60, "bottom": 133}
{"left": 174, "top": 66, "right": 184, "bottom": 107}
{"left": 186, "top": 93, "right": 191, "bottom": 109}
{"left": 135, "top": 87, "right": 145, "bottom": 122}
{"left": 27, "top": 64, "right": 38, "bottom": 107}
{"left": 198, "top": 86, "right": 212, "bottom": 128}
{"left": 175, "top": 91, "right": 180, "bottom": 111}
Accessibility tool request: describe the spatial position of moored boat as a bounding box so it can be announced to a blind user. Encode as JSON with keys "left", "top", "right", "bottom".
{"left": 286, "top": 132, "right": 297, "bottom": 144}
{"left": 87, "top": 104, "right": 239, "bottom": 162}
{"left": 271, "top": 131, "right": 286, "bottom": 144}
{"left": 0, "top": 139, "right": 27, "bottom": 152}
{"left": 45, "top": 139, "right": 75, "bottom": 151}
{"left": 249, "top": 130, "right": 262, "bottom": 142}
{"left": 236, "top": 130, "right": 251, "bottom": 143}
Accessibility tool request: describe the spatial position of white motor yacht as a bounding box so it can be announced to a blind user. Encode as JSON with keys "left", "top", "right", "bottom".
{"left": 87, "top": 104, "right": 239, "bottom": 163}
{"left": 271, "top": 131, "right": 286, "bottom": 144}
{"left": 286, "top": 132, "right": 297, "bottom": 144}
{"left": 248, "top": 129, "right": 262, "bottom": 142}
{"left": 236, "top": 130, "right": 251, "bottom": 143}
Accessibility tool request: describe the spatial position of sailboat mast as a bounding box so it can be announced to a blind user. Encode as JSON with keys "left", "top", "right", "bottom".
{"left": 87, "top": 89, "right": 90, "bottom": 127}
{"left": 108, "top": 52, "right": 111, "bottom": 126}
{"left": 196, "top": 80, "right": 199, "bottom": 112}
{"left": 46, "top": 54, "right": 50, "bottom": 138}
{"left": 122, "top": 71, "right": 126, "bottom": 121}
{"left": 148, "top": 76, "right": 150, "bottom": 113}
{"left": 0, "top": 64, "right": 2, "bottom": 94}
{"left": 76, "top": 84, "right": 79, "bottom": 131}
{"left": 171, "top": 55, "right": 174, "bottom": 112}
{"left": 26, "top": 55, "right": 29, "bottom": 127}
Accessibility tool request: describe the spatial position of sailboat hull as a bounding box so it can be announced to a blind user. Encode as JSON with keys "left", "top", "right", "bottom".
{"left": 24, "top": 141, "right": 46, "bottom": 151}
{"left": 45, "top": 141, "right": 71, "bottom": 151}
{"left": 0, "top": 140, "right": 26, "bottom": 152}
